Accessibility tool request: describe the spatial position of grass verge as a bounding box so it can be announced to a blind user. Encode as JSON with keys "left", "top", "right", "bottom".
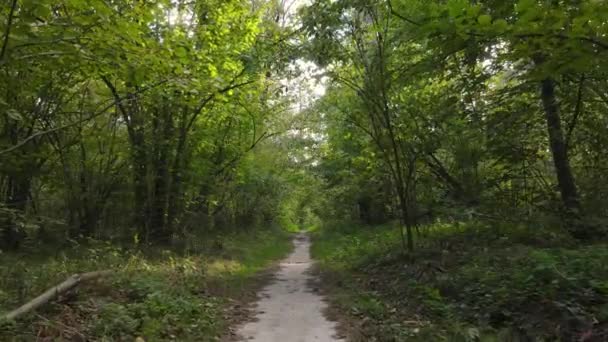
{"left": 311, "top": 221, "right": 608, "bottom": 341}
{"left": 0, "top": 227, "right": 292, "bottom": 341}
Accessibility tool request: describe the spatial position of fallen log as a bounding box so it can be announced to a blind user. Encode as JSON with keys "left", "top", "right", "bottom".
{"left": 1, "top": 270, "right": 113, "bottom": 321}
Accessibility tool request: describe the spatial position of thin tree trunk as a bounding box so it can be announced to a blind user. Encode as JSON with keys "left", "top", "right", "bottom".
{"left": 149, "top": 107, "right": 173, "bottom": 245}
{"left": 77, "top": 139, "right": 92, "bottom": 236}
{"left": 166, "top": 112, "right": 188, "bottom": 237}
{"left": 131, "top": 130, "right": 149, "bottom": 240}
{"left": 539, "top": 78, "right": 583, "bottom": 219}
{"left": 101, "top": 78, "right": 150, "bottom": 241}
{"left": 425, "top": 153, "right": 465, "bottom": 201}
{"left": 4, "top": 178, "right": 30, "bottom": 249}
{"left": 384, "top": 111, "right": 414, "bottom": 252}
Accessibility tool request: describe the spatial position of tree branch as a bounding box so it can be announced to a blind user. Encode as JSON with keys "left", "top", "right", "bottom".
{"left": 565, "top": 74, "right": 585, "bottom": 150}
{"left": 1, "top": 79, "right": 169, "bottom": 155}
{"left": 387, "top": 0, "right": 421, "bottom": 26}
{"left": 0, "top": 0, "right": 18, "bottom": 63}
{"left": 187, "top": 69, "right": 255, "bottom": 132}
{"left": 1, "top": 270, "right": 113, "bottom": 322}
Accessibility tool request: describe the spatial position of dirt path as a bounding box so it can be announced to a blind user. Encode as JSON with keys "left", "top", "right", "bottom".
{"left": 235, "top": 234, "right": 342, "bottom": 342}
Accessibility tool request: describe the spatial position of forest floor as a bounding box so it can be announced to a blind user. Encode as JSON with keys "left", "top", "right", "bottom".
{"left": 3, "top": 223, "right": 607, "bottom": 341}
{"left": 233, "top": 233, "right": 342, "bottom": 342}
{"left": 0, "top": 227, "right": 293, "bottom": 341}
{"left": 311, "top": 221, "right": 608, "bottom": 341}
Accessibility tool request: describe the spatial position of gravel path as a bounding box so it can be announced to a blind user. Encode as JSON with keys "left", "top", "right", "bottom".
{"left": 235, "top": 234, "right": 342, "bottom": 342}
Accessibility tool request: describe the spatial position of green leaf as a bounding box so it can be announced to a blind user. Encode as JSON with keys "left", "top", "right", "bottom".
{"left": 208, "top": 64, "right": 218, "bottom": 78}
{"left": 478, "top": 14, "right": 492, "bottom": 26}
{"left": 7, "top": 109, "right": 22, "bottom": 121}
{"left": 174, "top": 46, "right": 187, "bottom": 59}
{"left": 516, "top": 0, "right": 535, "bottom": 13}
{"left": 466, "top": 5, "right": 481, "bottom": 17}
{"left": 33, "top": 4, "right": 52, "bottom": 19}
{"left": 494, "top": 19, "right": 508, "bottom": 32}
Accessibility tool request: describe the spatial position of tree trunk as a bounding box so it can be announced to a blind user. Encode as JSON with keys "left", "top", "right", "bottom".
{"left": 539, "top": 77, "right": 586, "bottom": 236}
{"left": 131, "top": 131, "right": 149, "bottom": 240}
{"left": 3, "top": 175, "right": 31, "bottom": 249}
{"left": 166, "top": 118, "right": 188, "bottom": 237}
{"left": 77, "top": 140, "right": 93, "bottom": 236}
{"left": 425, "top": 153, "right": 465, "bottom": 201}
{"left": 149, "top": 107, "right": 173, "bottom": 245}
{"left": 398, "top": 192, "right": 414, "bottom": 252}
{"left": 383, "top": 110, "right": 414, "bottom": 252}
{"left": 101, "top": 78, "right": 150, "bottom": 241}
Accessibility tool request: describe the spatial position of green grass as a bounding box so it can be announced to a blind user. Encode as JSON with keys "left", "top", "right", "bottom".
{"left": 0, "top": 227, "right": 292, "bottom": 341}
{"left": 311, "top": 222, "right": 400, "bottom": 267}
{"left": 311, "top": 221, "right": 608, "bottom": 341}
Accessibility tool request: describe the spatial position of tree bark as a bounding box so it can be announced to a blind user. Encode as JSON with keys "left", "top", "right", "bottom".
{"left": 3, "top": 175, "right": 31, "bottom": 249}
{"left": 380, "top": 107, "right": 413, "bottom": 252}
{"left": 166, "top": 111, "right": 189, "bottom": 237}
{"left": 425, "top": 153, "right": 465, "bottom": 201}
{"left": 101, "top": 78, "right": 150, "bottom": 240}
{"left": 149, "top": 106, "right": 173, "bottom": 245}
{"left": 539, "top": 78, "right": 582, "bottom": 214}
{"left": 130, "top": 125, "right": 149, "bottom": 240}
{"left": 77, "top": 139, "right": 93, "bottom": 236}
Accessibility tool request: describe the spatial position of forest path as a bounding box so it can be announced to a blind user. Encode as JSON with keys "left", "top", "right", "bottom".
{"left": 235, "top": 233, "right": 342, "bottom": 342}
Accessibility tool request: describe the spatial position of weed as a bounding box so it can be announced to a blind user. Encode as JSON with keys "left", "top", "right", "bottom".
{"left": 0, "top": 226, "right": 292, "bottom": 341}
{"left": 312, "top": 221, "right": 608, "bottom": 341}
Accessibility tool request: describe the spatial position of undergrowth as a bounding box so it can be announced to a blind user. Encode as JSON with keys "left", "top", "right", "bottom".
{"left": 312, "top": 221, "right": 608, "bottom": 341}
{"left": 0, "top": 227, "right": 292, "bottom": 341}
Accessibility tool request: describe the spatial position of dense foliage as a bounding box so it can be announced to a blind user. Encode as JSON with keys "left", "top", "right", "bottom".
{"left": 0, "top": 0, "right": 303, "bottom": 248}
{"left": 299, "top": 0, "right": 608, "bottom": 340}
{"left": 300, "top": 0, "right": 608, "bottom": 249}
{"left": 0, "top": 0, "right": 303, "bottom": 339}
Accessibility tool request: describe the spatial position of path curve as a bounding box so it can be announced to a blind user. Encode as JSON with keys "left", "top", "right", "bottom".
{"left": 235, "top": 234, "right": 342, "bottom": 342}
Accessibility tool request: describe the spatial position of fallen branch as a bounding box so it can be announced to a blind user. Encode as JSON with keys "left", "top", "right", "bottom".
{"left": 1, "top": 270, "right": 113, "bottom": 321}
